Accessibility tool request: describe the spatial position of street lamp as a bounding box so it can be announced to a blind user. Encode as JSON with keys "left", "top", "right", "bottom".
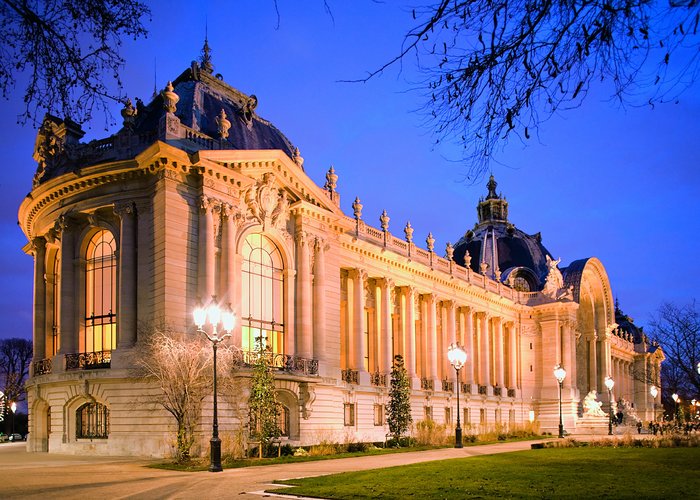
{"left": 447, "top": 343, "right": 467, "bottom": 449}
{"left": 194, "top": 297, "right": 235, "bottom": 473}
{"left": 604, "top": 376, "right": 615, "bottom": 435}
{"left": 553, "top": 364, "right": 566, "bottom": 438}
{"left": 10, "top": 401, "right": 16, "bottom": 435}
{"left": 671, "top": 393, "right": 680, "bottom": 427}
{"left": 650, "top": 385, "right": 658, "bottom": 421}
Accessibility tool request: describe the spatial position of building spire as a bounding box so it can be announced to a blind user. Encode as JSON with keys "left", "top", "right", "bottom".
{"left": 486, "top": 174, "right": 498, "bottom": 200}
{"left": 477, "top": 174, "right": 508, "bottom": 224}
{"left": 201, "top": 26, "right": 214, "bottom": 74}
{"left": 152, "top": 57, "right": 158, "bottom": 100}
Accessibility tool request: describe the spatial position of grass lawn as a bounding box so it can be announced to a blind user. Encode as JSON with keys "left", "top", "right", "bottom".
{"left": 271, "top": 447, "right": 700, "bottom": 499}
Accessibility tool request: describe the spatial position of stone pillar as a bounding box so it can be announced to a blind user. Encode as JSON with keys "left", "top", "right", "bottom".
{"left": 588, "top": 334, "right": 598, "bottom": 392}
{"left": 508, "top": 322, "right": 518, "bottom": 389}
{"left": 494, "top": 317, "right": 505, "bottom": 388}
{"left": 380, "top": 278, "right": 393, "bottom": 373}
{"left": 561, "top": 322, "right": 574, "bottom": 390}
{"left": 404, "top": 286, "right": 417, "bottom": 378}
{"left": 478, "top": 312, "right": 490, "bottom": 387}
{"left": 426, "top": 294, "right": 438, "bottom": 382}
{"left": 313, "top": 238, "right": 326, "bottom": 365}
{"left": 350, "top": 268, "right": 367, "bottom": 371}
{"left": 197, "top": 196, "right": 216, "bottom": 302}
{"left": 57, "top": 216, "right": 76, "bottom": 357}
{"left": 463, "top": 307, "right": 474, "bottom": 385}
{"left": 115, "top": 201, "right": 137, "bottom": 349}
{"left": 446, "top": 300, "right": 456, "bottom": 382}
{"left": 223, "top": 204, "right": 240, "bottom": 346}
{"left": 295, "top": 230, "right": 313, "bottom": 359}
{"left": 32, "top": 236, "right": 47, "bottom": 362}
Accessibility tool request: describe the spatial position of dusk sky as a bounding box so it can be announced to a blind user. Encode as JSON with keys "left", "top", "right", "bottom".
{"left": 1, "top": 1, "right": 698, "bottom": 342}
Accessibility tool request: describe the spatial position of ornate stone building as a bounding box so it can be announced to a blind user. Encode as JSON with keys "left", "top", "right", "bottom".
{"left": 19, "top": 49, "right": 664, "bottom": 456}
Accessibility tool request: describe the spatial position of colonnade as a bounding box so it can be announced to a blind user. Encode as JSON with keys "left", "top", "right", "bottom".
{"left": 342, "top": 267, "right": 520, "bottom": 394}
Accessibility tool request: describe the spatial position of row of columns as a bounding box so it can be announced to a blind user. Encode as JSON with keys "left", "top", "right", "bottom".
{"left": 343, "top": 268, "right": 519, "bottom": 390}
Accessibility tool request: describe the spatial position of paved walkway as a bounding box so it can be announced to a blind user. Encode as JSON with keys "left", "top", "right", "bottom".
{"left": 0, "top": 435, "right": 623, "bottom": 499}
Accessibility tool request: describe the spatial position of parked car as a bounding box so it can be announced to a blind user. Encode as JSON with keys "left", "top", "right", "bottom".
{"left": 8, "top": 433, "right": 23, "bottom": 442}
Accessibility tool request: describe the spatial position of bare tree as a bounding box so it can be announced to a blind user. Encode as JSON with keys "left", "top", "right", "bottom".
{"left": 650, "top": 301, "right": 700, "bottom": 401}
{"left": 357, "top": 1, "right": 700, "bottom": 177}
{"left": 135, "top": 325, "right": 215, "bottom": 463}
{"left": 0, "top": 0, "right": 150, "bottom": 125}
{"left": 0, "top": 338, "right": 33, "bottom": 405}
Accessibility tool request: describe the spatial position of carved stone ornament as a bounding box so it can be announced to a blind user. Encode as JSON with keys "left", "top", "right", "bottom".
{"left": 324, "top": 165, "right": 338, "bottom": 192}
{"left": 464, "top": 249, "right": 472, "bottom": 268}
{"left": 241, "top": 95, "right": 258, "bottom": 125}
{"left": 299, "top": 382, "right": 316, "bottom": 420}
{"left": 121, "top": 98, "right": 137, "bottom": 129}
{"left": 293, "top": 147, "right": 304, "bottom": 169}
{"left": 161, "top": 81, "right": 179, "bottom": 113}
{"left": 380, "top": 210, "right": 390, "bottom": 232}
{"left": 404, "top": 221, "right": 414, "bottom": 243}
{"left": 445, "top": 242, "right": 454, "bottom": 261}
{"left": 480, "top": 261, "right": 489, "bottom": 275}
{"left": 33, "top": 118, "right": 64, "bottom": 187}
{"left": 215, "top": 108, "right": 231, "bottom": 139}
{"left": 426, "top": 232, "right": 435, "bottom": 253}
{"left": 352, "top": 197, "right": 363, "bottom": 220}
{"left": 113, "top": 201, "right": 135, "bottom": 219}
{"left": 243, "top": 173, "right": 289, "bottom": 230}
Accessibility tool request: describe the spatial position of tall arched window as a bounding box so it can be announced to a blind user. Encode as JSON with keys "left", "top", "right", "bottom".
{"left": 241, "top": 233, "right": 285, "bottom": 357}
{"left": 84, "top": 230, "right": 117, "bottom": 353}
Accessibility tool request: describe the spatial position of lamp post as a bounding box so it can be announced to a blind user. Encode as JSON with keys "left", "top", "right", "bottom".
{"left": 10, "top": 401, "right": 16, "bottom": 436}
{"left": 553, "top": 364, "right": 566, "bottom": 438}
{"left": 447, "top": 343, "right": 467, "bottom": 448}
{"left": 671, "top": 393, "right": 680, "bottom": 427}
{"left": 650, "top": 385, "right": 658, "bottom": 422}
{"left": 194, "top": 297, "right": 235, "bottom": 473}
{"left": 604, "top": 376, "right": 615, "bottom": 435}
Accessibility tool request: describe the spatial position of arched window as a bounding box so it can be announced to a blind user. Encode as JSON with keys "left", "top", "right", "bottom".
{"left": 277, "top": 404, "right": 290, "bottom": 437}
{"left": 84, "top": 230, "right": 117, "bottom": 353}
{"left": 513, "top": 276, "right": 531, "bottom": 292}
{"left": 76, "top": 402, "right": 109, "bottom": 439}
{"left": 241, "top": 234, "right": 284, "bottom": 357}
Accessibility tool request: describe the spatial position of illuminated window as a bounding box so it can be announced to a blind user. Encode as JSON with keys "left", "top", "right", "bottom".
{"left": 277, "top": 404, "right": 290, "bottom": 437}
{"left": 241, "top": 234, "right": 285, "bottom": 360}
{"left": 76, "top": 402, "right": 109, "bottom": 439}
{"left": 51, "top": 253, "right": 60, "bottom": 356}
{"left": 344, "top": 403, "right": 355, "bottom": 426}
{"left": 84, "top": 230, "right": 117, "bottom": 353}
{"left": 373, "top": 404, "right": 384, "bottom": 426}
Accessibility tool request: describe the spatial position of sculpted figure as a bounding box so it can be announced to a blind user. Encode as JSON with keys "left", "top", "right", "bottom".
{"left": 583, "top": 390, "right": 606, "bottom": 417}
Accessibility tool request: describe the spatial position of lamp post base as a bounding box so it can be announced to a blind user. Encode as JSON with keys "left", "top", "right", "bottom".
{"left": 558, "top": 425, "right": 564, "bottom": 439}
{"left": 209, "top": 436, "right": 223, "bottom": 472}
{"left": 455, "top": 426, "right": 463, "bottom": 448}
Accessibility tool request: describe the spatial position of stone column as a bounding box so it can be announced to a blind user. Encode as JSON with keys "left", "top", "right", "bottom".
{"left": 404, "top": 286, "right": 417, "bottom": 378}
{"left": 295, "top": 230, "right": 313, "bottom": 359}
{"left": 494, "top": 316, "right": 505, "bottom": 388}
{"left": 446, "top": 300, "right": 456, "bottom": 382}
{"left": 561, "top": 322, "right": 574, "bottom": 390}
{"left": 426, "top": 294, "right": 438, "bottom": 382}
{"left": 508, "top": 322, "right": 518, "bottom": 389}
{"left": 222, "top": 204, "right": 240, "bottom": 346}
{"left": 588, "top": 334, "right": 598, "bottom": 392}
{"left": 197, "top": 196, "right": 216, "bottom": 302}
{"left": 115, "top": 201, "right": 137, "bottom": 349}
{"left": 31, "top": 236, "right": 47, "bottom": 362}
{"left": 380, "top": 278, "right": 393, "bottom": 373}
{"left": 478, "top": 312, "right": 490, "bottom": 387}
{"left": 463, "top": 307, "right": 474, "bottom": 385}
{"left": 350, "top": 268, "right": 367, "bottom": 371}
{"left": 313, "top": 238, "right": 327, "bottom": 365}
{"left": 57, "top": 216, "right": 76, "bottom": 357}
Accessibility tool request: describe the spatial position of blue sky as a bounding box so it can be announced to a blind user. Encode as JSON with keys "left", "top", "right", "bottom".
{"left": 1, "top": 1, "right": 699, "bottom": 341}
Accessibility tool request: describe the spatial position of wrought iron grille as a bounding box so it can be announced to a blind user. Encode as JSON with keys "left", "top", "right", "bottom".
{"left": 33, "top": 358, "right": 52, "bottom": 375}
{"left": 65, "top": 351, "right": 112, "bottom": 370}
{"left": 421, "top": 378, "right": 434, "bottom": 391}
{"left": 442, "top": 379, "right": 454, "bottom": 392}
{"left": 370, "top": 372, "right": 387, "bottom": 387}
{"left": 234, "top": 350, "right": 318, "bottom": 376}
{"left": 342, "top": 369, "right": 359, "bottom": 384}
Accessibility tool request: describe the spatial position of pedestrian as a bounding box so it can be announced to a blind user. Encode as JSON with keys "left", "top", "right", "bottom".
{"left": 636, "top": 421, "right": 642, "bottom": 434}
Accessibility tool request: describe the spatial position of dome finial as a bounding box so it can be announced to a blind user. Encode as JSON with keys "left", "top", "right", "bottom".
{"left": 201, "top": 27, "right": 214, "bottom": 74}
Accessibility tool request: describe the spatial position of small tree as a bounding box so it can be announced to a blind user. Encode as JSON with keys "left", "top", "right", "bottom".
{"left": 387, "top": 355, "right": 412, "bottom": 444}
{"left": 248, "top": 340, "right": 280, "bottom": 457}
{"left": 135, "top": 324, "right": 213, "bottom": 463}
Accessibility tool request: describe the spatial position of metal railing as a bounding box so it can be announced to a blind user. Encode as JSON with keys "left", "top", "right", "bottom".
{"left": 370, "top": 372, "right": 387, "bottom": 387}
{"left": 65, "top": 351, "right": 112, "bottom": 370}
{"left": 442, "top": 379, "right": 454, "bottom": 392}
{"left": 421, "top": 378, "right": 434, "bottom": 391}
{"left": 342, "top": 369, "right": 359, "bottom": 384}
{"left": 478, "top": 385, "right": 487, "bottom": 395}
{"left": 235, "top": 350, "right": 318, "bottom": 376}
{"left": 33, "top": 358, "right": 52, "bottom": 375}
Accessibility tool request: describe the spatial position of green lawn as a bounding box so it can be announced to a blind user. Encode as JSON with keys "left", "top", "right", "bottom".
{"left": 271, "top": 447, "right": 700, "bottom": 499}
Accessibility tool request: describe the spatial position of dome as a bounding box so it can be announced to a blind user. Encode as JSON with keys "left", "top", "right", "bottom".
{"left": 452, "top": 175, "right": 554, "bottom": 291}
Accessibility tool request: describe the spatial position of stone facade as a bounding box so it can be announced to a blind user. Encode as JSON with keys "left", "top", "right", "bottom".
{"left": 18, "top": 52, "right": 664, "bottom": 457}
